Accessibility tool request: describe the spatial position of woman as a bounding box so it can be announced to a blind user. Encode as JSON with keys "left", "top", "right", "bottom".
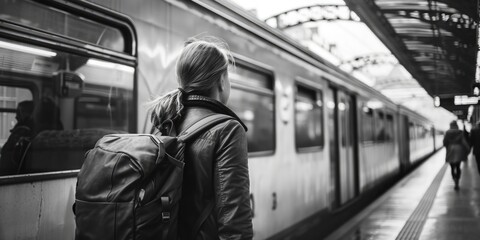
{"left": 0, "top": 100, "right": 34, "bottom": 175}
{"left": 149, "top": 37, "right": 253, "bottom": 239}
{"left": 443, "top": 120, "right": 470, "bottom": 190}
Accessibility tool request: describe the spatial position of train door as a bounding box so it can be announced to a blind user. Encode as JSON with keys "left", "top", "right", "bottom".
{"left": 399, "top": 115, "right": 410, "bottom": 172}
{"left": 327, "top": 87, "right": 340, "bottom": 208}
{"left": 327, "top": 87, "right": 358, "bottom": 208}
{"left": 338, "top": 91, "right": 357, "bottom": 204}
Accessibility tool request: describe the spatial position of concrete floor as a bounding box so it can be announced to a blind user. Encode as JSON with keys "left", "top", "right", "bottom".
{"left": 326, "top": 149, "right": 480, "bottom": 240}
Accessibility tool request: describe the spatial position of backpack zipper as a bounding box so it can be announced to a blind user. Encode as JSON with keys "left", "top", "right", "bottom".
{"left": 149, "top": 134, "right": 161, "bottom": 147}
{"left": 128, "top": 155, "right": 144, "bottom": 178}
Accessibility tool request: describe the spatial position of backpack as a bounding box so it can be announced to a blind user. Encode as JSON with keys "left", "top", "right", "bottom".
{"left": 73, "top": 114, "right": 233, "bottom": 240}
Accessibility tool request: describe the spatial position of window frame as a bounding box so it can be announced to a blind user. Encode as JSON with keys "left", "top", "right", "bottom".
{"left": 229, "top": 53, "right": 276, "bottom": 157}
{"left": 0, "top": 0, "right": 137, "bottom": 185}
{"left": 294, "top": 80, "right": 325, "bottom": 153}
{"left": 385, "top": 113, "right": 395, "bottom": 142}
{"left": 409, "top": 121, "right": 416, "bottom": 140}
{"left": 374, "top": 109, "right": 386, "bottom": 142}
{"left": 360, "top": 101, "right": 375, "bottom": 144}
{"left": 0, "top": 0, "right": 137, "bottom": 56}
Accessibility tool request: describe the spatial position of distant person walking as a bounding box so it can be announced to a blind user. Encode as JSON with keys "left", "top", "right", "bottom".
{"left": 443, "top": 121, "right": 470, "bottom": 190}
{"left": 469, "top": 121, "right": 480, "bottom": 175}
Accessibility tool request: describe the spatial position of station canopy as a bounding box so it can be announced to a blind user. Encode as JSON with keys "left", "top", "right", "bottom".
{"left": 343, "top": 0, "right": 479, "bottom": 114}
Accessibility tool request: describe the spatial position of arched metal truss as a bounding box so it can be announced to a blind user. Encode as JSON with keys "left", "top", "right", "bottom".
{"left": 261, "top": 0, "right": 478, "bottom": 118}
{"left": 343, "top": 0, "right": 478, "bottom": 117}
{"left": 264, "top": 5, "right": 361, "bottom": 30}
{"left": 338, "top": 53, "right": 399, "bottom": 71}
{"left": 388, "top": 10, "right": 477, "bottom": 31}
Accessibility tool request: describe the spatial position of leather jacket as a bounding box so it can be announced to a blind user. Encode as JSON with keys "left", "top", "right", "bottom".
{"left": 175, "top": 95, "right": 253, "bottom": 240}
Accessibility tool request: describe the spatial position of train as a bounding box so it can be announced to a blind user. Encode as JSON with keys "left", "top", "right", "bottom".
{"left": 0, "top": 0, "right": 443, "bottom": 239}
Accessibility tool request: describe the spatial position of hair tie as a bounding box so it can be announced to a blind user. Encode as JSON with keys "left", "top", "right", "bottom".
{"left": 178, "top": 88, "right": 187, "bottom": 95}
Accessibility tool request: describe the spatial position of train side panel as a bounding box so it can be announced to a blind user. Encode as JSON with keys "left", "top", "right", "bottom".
{"left": 0, "top": 178, "right": 76, "bottom": 239}
{"left": 0, "top": 0, "right": 440, "bottom": 239}
{"left": 356, "top": 97, "right": 400, "bottom": 192}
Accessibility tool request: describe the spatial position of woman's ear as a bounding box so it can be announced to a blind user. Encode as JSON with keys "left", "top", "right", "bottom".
{"left": 218, "top": 73, "right": 226, "bottom": 92}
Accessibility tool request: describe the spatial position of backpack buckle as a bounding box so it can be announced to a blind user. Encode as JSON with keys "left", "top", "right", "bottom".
{"left": 161, "top": 212, "right": 170, "bottom": 222}
{"left": 161, "top": 196, "right": 171, "bottom": 222}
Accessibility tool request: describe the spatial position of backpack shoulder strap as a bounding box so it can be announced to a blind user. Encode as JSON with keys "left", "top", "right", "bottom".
{"left": 177, "top": 114, "right": 234, "bottom": 142}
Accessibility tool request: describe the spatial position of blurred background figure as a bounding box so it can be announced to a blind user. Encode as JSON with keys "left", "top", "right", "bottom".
{"left": 0, "top": 100, "right": 34, "bottom": 175}
{"left": 469, "top": 121, "right": 480, "bottom": 175}
{"left": 443, "top": 120, "right": 470, "bottom": 190}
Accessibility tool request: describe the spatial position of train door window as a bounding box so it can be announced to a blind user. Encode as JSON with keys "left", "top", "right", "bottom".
{"left": 420, "top": 126, "right": 427, "bottom": 138}
{"left": 409, "top": 122, "right": 416, "bottom": 139}
{"left": 0, "top": 0, "right": 127, "bottom": 53}
{"left": 416, "top": 125, "right": 421, "bottom": 139}
{"left": 375, "top": 111, "right": 386, "bottom": 142}
{"left": 385, "top": 114, "right": 394, "bottom": 142}
{"left": 228, "top": 64, "right": 275, "bottom": 154}
{"left": 339, "top": 96, "right": 348, "bottom": 147}
{"left": 361, "top": 104, "right": 374, "bottom": 143}
{"left": 294, "top": 84, "right": 323, "bottom": 151}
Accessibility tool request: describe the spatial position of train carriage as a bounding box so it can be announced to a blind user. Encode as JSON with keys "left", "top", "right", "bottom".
{"left": 0, "top": 0, "right": 439, "bottom": 239}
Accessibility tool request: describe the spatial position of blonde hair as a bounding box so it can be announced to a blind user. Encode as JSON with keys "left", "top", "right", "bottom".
{"left": 149, "top": 37, "right": 234, "bottom": 128}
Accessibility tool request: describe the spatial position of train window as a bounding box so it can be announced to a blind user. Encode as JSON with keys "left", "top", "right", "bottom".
{"left": 385, "top": 114, "right": 394, "bottom": 141}
{"left": 230, "top": 66, "right": 273, "bottom": 89}
{"left": 419, "top": 126, "right": 428, "bottom": 138}
{"left": 294, "top": 85, "right": 323, "bottom": 150}
{"left": 0, "top": 0, "right": 126, "bottom": 53}
{"left": 361, "top": 105, "right": 374, "bottom": 142}
{"left": 228, "top": 64, "right": 275, "bottom": 154}
{"left": 0, "top": 38, "right": 134, "bottom": 176}
{"left": 409, "top": 122, "right": 416, "bottom": 140}
{"left": 375, "top": 111, "right": 386, "bottom": 142}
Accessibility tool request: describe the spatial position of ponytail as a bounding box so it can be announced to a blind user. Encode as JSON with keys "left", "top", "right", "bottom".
{"left": 148, "top": 88, "right": 186, "bottom": 129}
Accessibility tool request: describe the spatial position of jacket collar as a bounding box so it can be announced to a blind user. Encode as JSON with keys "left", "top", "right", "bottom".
{"left": 184, "top": 95, "right": 248, "bottom": 131}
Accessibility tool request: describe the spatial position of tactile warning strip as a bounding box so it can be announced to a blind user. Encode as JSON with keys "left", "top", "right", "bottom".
{"left": 395, "top": 163, "right": 448, "bottom": 240}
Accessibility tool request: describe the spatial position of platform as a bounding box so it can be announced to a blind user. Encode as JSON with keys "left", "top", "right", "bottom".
{"left": 326, "top": 148, "right": 480, "bottom": 240}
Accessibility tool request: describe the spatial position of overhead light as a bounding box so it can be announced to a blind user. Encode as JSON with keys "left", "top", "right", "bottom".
{"left": 0, "top": 40, "right": 57, "bottom": 57}
{"left": 86, "top": 59, "right": 134, "bottom": 74}
{"left": 454, "top": 95, "right": 479, "bottom": 105}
